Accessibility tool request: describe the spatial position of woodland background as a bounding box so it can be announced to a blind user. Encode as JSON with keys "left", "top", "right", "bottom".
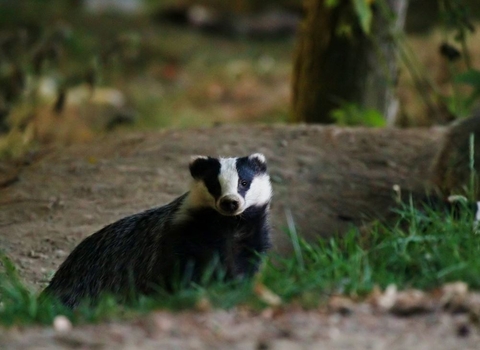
{"left": 2, "top": 1, "right": 480, "bottom": 348}
{"left": 1, "top": 0, "right": 479, "bottom": 159}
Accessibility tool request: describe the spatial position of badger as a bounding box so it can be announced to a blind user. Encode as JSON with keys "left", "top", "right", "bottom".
{"left": 41, "top": 153, "right": 272, "bottom": 308}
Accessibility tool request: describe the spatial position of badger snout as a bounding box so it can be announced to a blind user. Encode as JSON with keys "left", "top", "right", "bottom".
{"left": 218, "top": 195, "right": 244, "bottom": 215}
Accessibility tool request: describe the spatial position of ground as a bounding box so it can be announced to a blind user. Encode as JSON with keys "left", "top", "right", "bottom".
{"left": 0, "top": 124, "right": 444, "bottom": 286}
{"left": 2, "top": 306, "right": 479, "bottom": 349}
{"left": 2, "top": 123, "right": 479, "bottom": 349}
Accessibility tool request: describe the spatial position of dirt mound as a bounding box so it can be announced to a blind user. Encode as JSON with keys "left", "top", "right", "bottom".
{"left": 0, "top": 124, "right": 445, "bottom": 288}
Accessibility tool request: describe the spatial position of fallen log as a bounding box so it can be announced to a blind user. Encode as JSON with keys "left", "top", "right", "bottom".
{"left": 1, "top": 114, "right": 479, "bottom": 284}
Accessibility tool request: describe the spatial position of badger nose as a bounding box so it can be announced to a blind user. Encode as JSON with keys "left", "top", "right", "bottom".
{"left": 219, "top": 197, "right": 240, "bottom": 213}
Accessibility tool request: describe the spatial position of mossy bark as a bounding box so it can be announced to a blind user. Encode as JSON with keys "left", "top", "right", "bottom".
{"left": 292, "top": 0, "right": 408, "bottom": 124}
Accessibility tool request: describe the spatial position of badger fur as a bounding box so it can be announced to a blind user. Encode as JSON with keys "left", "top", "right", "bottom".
{"left": 41, "top": 153, "right": 272, "bottom": 308}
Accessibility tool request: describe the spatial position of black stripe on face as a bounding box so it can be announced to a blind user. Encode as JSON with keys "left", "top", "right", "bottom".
{"left": 204, "top": 173, "right": 222, "bottom": 198}
{"left": 236, "top": 156, "right": 262, "bottom": 198}
{"left": 189, "top": 157, "right": 222, "bottom": 198}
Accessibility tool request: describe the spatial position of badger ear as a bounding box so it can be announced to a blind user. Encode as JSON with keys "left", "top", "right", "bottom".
{"left": 248, "top": 153, "right": 267, "bottom": 173}
{"left": 189, "top": 156, "right": 220, "bottom": 179}
{"left": 189, "top": 156, "right": 209, "bottom": 179}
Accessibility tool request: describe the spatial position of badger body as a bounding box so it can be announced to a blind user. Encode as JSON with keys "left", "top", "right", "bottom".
{"left": 42, "top": 154, "right": 272, "bottom": 308}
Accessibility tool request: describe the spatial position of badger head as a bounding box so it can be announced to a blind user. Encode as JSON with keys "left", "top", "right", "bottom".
{"left": 188, "top": 153, "right": 272, "bottom": 216}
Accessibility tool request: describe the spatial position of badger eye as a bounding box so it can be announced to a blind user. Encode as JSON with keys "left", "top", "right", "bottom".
{"left": 239, "top": 179, "right": 249, "bottom": 187}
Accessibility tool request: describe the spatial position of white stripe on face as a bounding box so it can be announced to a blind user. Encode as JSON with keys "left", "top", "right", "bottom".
{"left": 245, "top": 173, "right": 272, "bottom": 208}
{"left": 216, "top": 157, "right": 246, "bottom": 214}
{"left": 219, "top": 158, "right": 240, "bottom": 197}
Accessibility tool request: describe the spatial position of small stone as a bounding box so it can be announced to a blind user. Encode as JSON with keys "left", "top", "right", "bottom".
{"left": 55, "top": 249, "right": 67, "bottom": 258}
{"left": 376, "top": 284, "right": 397, "bottom": 310}
{"left": 53, "top": 315, "right": 72, "bottom": 332}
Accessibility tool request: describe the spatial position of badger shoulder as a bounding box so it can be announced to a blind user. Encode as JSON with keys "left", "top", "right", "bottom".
{"left": 42, "top": 193, "right": 189, "bottom": 306}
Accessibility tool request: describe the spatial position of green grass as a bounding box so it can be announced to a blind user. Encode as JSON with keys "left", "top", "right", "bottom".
{"left": 1, "top": 199, "right": 480, "bottom": 326}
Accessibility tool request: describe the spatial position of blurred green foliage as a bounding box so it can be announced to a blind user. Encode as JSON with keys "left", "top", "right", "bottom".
{"left": 330, "top": 102, "right": 386, "bottom": 127}
{"left": 449, "top": 69, "right": 480, "bottom": 117}
{"left": 0, "top": 0, "right": 295, "bottom": 160}
{"left": 351, "top": 0, "right": 373, "bottom": 34}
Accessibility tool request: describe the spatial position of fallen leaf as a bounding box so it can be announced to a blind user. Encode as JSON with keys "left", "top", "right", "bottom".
{"left": 328, "top": 295, "right": 355, "bottom": 315}
{"left": 195, "top": 296, "right": 212, "bottom": 312}
{"left": 254, "top": 282, "right": 281, "bottom": 307}
{"left": 390, "top": 289, "right": 434, "bottom": 316}
{"left": 441, "top": 282, "right": 469, "bottom": 312}
{"left": 370, "top": 284, "right": 434, "bottom": 316}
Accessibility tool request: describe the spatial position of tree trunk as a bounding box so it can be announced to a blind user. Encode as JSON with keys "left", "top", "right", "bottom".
{"left": 292, "top": 0, "right": 408, "bottom": 124}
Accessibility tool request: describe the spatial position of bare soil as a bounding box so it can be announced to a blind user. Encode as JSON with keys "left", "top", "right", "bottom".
{"left": 2, "top": 306, "right": 479, "bottom": 350}
{"left": 1, "top": 124, "right": 478, "bottom": 349}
